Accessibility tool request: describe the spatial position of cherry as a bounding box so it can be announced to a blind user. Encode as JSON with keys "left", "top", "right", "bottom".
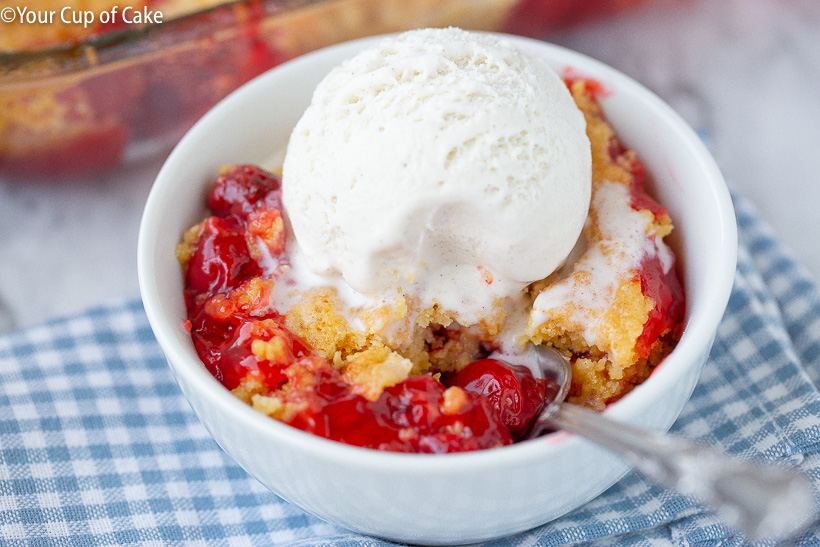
{"left": 634, "top": 253, "right": 685, "bottom": 360}
{"left": 208, "top": 164, "right": 281, "bottom": 218}
{"left": 454, "top": 358, "right": 546, "bottom": 438}
{"left": 186, "top": 216, "right": 258, "bottom": 295}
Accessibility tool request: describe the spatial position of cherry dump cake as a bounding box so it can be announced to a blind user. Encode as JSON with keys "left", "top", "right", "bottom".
{"left": 176, "top": 73, "right": 684, "bottom": 453}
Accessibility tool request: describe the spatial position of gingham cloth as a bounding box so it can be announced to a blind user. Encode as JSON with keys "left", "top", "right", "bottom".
{"left": 2, "top": 190, "right": 820, "bottom": 547}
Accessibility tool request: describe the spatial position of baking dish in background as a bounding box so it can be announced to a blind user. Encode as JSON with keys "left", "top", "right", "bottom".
{"left": 0, "top": 0, "right": 650, "bottom": 180}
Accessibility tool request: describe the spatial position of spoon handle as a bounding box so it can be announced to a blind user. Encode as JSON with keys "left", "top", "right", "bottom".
{"left": 547, "top": 403, "right": 817, "bottom": 541}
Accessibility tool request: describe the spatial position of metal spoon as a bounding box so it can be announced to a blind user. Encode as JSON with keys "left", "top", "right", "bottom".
{"left": 527, "top": 345, "right": 818, "bottom": 542}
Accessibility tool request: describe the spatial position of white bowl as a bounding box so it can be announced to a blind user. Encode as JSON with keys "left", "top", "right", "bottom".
{"left": 137, "top": 33, "right": 737, "bottom": 545}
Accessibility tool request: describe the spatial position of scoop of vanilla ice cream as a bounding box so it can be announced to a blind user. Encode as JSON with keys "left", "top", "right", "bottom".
{"left": 282, "top": 27, "right": 591, "bottom": 325}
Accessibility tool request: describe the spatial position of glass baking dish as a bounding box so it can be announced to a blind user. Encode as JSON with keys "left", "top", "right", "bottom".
{"left": 0, "top": 0, "right": 649, "bottom": 180}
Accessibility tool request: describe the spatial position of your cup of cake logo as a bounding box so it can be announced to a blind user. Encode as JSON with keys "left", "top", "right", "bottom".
{"left": 1, "top": 3, "right": 163, "bottom": 26}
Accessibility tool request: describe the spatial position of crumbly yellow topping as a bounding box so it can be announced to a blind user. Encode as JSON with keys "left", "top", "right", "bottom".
{"left": 525, "top": 80, "right": 678, "bottom": 408}
{"left": 342, "top": 344, "right": 413, "bottom": 401}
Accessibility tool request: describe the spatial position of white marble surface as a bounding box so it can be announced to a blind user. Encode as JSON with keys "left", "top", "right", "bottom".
{"left": 0, "top": 0, "right": 818, "bottom": 333}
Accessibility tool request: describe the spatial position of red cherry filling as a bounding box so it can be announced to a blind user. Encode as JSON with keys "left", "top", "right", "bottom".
{"left": 454, "top": 358, "right": 546, "bottom": 438}
{"left": 208, "top": 164, "right": 282, "bottom": 217}
{"left": 186, "top": 215, "right": 260, "bottom": 295}
{"left": 635, "top": 252, "right": 685, "bottom": 359}
{"left": 287, "top": 375, "right": 513, "bottom": 453}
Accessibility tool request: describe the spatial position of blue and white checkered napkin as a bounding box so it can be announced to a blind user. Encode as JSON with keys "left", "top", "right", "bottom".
{"left": 2, "top": 189, "right": 820, "bottom": 546}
